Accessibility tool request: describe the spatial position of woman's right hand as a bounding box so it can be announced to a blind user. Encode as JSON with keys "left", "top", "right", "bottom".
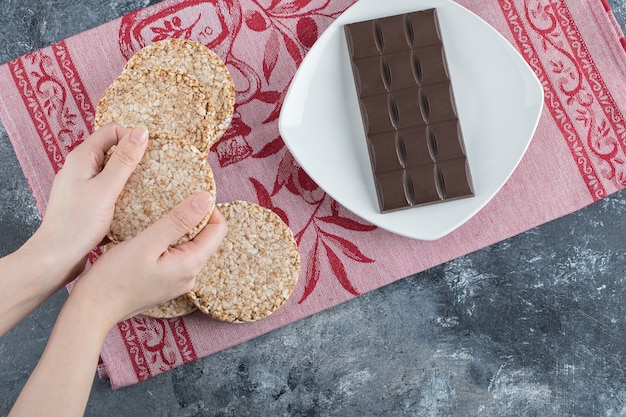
{"left": 71, "top": 191, "right": 228, "bottom": 328}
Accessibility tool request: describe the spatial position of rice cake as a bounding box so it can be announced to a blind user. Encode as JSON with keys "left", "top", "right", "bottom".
{"left": 124, "top": 38, "right": 235, "bottom": 147}
{"left": 107, "top": 131, "right": 216, "bottom": 245}
{"left": 94, "top": 66, "right": 215, "bottom": 154}
{"left": 141, "top": 294, "right": 198, "bottom": 319}
{"left": 189, "top": 201, "right": 300, "bottom": 323}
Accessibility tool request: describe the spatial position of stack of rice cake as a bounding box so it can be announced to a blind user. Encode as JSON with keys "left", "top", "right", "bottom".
{"left": 96, "top": 39, "right": 300, "bottom": 323}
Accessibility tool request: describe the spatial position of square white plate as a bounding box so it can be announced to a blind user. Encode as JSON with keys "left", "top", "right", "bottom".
{"left": 279, "top": 0, "right": 544, "bottom": 240}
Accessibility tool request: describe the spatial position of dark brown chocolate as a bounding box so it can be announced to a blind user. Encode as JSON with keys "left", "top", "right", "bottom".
{"left": 345, "top": 9, "right": 473, "bottom": 213}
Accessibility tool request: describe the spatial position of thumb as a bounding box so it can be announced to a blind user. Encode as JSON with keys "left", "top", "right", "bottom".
{"left": 138, "top": 192, "right": 215, "bottom": 251}
{"left": 95, "top": 126, "right": 149, "bottom": 196}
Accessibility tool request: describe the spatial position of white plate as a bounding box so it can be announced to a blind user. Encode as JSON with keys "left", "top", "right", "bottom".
{"left": 279, "top": 0, "right": 543, "bottom": 240}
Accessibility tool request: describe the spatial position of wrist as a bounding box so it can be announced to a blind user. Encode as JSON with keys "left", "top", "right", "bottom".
{"left": 69, "top": 267, "right": 132, "bottom": 330}
{"left": 65, "top": 279, "right": 119, "bottom": 335}
{"left": 23, "top": 226, "right": 88, "bottom": 290}
{"left": 16, "top": 238, "right": 65, "bottom": 299}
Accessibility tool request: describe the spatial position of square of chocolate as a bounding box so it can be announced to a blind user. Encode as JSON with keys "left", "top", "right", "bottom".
{"left": 344, "top": 8, "right": 474, "bottom": 213}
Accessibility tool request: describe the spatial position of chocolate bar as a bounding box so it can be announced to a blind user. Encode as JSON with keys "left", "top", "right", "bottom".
{"left": 344, "top": 9, "right": 473, "bottom": 213}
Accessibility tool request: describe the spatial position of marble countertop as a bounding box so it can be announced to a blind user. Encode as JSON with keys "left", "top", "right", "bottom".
{"left": 1, "top": 1, "right": 626, "bottom": 416}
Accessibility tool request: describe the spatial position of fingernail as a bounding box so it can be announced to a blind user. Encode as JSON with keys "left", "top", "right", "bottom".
{"left": 130, "top": 126, "right": 149, "bottom": 144}
{"left": 192, "top": 192, "right": 213, "bottom": 211}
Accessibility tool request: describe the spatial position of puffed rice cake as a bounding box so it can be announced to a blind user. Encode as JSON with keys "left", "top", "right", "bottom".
{"left": 124, "top": 38, "right": 235, "bottom": 149}
{"left": 106, "top": 131, "right": 216, "bottom": 245}
{"left": 94, "top": 66, "right": 215, "bottom": 154}
{"left": 189, "top": 201, "right": 300, "bottom": 323}
{"left": 141, "top": 294, "right": 198, "bottom": 319}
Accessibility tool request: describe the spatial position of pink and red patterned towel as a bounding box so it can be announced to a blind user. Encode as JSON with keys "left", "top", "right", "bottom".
{"left": 0, "top": 0, "right": 625, "bottom": 388}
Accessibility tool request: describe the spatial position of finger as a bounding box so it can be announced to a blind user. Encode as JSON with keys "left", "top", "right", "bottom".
{"left": 138, "top": 192, "right": 215, "bottom": 252}
{"left": 165, "top": 207, "right": 228, "bottom": 271}
{"left": 89, "top": 122, "right": 133, "bottom": 153}
{"left": 93, "top": 126, "right": 149, "bottom": 196}
{"left": 64, "top": 123, "right": 131, "bottom": 178}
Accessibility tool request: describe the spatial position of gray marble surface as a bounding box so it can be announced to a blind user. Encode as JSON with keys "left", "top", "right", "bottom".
{"left": 1, "top": 1, "right": 626, "bottom": 416}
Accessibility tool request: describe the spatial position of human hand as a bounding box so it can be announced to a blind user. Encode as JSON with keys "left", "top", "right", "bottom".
{"left": 70, "top": 192, "right": 227, "bottom": 327}
{"left": 31, "top": 123, "right": 149, "bottom": 282}
{"left": 6, "top": 196, "right": 225, "bottom": 417}
{"left": 0, "top": 124, "right": 150, "bottom": 337}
